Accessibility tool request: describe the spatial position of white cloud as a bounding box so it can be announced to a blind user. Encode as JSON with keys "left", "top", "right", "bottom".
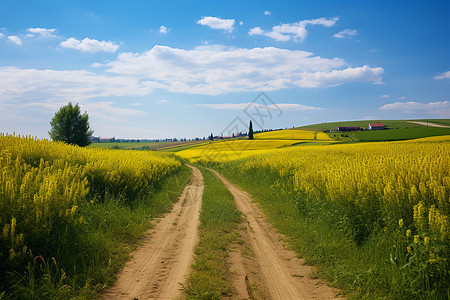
{"left": 26, "top": 27, "right": 57, "bottom": 38}
{"left": 7, "top": 35, "right": 22, "bottom": 45}
{"left": 239, "top": 21, "right": 244, "bottom": 26}
{"left": 197, "top": 16, "right": 235, "bottom": 33}
{"left": 0, "top": 33, "right": 4, "bottom": 38}
{"left": 264, "top": 10, "right": 271, "bottom": 15}
{"left": 380, "top": 94, "right": 390, "bottom": 98}
{"left": 60, "top": 37, "right": 119, "bottom": 53}
{"left": 296, "top": 65, "right": 384, "bottom": 88}
{"left": 399, "top": 96, "right": 406, "bottom": 99}
{"left": 333, "top": 29, "right": 358, "bottom": 39}
{"left": 159, "top": 25, "right": 170, "bottom": 34}
{"left": 0, "top": 67, "right": 152, "bottom": 103}
{"left": 380, "top": 101, "right": 450, "bottom": 116}
{"left": 0, "top": 45, "right": 384, "bottom": 103}
{"left": 249, "top": 27, "right": 264, "bottom": 36}
{"left": 158, "top": 99, "right": 169, "bottom": 103}
{"left": 197, "top": 102, "right": 322, "bottom": 111}
{"left": 435, "top": 71, "right": 450, "bottom": 79}
{"left": 249, "top": 17, "right": 338, "bottom": 42}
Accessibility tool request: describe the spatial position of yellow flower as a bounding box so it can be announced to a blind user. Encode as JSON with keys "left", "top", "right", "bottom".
{"left": 414, "top": 235, "right": 420, "bottom": 244}
{"left": 424, "top": 236, "right": 430, "bottom": 246}
{"left": 398, "top": 219, "right": 404, "bottom": 228}
{"left": 406, "top": 229, "right": 412, "bottom": 237}
{"left": 407, "top": 246, "right": 412, "bottom": 254}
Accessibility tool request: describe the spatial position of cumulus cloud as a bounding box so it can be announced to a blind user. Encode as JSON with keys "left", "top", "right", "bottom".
{"left": 197, "top": 16, "right": 235, "bottom": 32}
{"left": 60, "top": 37, "right": 119, "bottom": 53}
{"left": 26, "top": 27, "right": 57, "bottom": 38}
{"left": 159, "top": 25, "right": 170, "bottom": 34}
{"left": 435, "top": 71, "right": 450, "bottom": 79}
{"left": 249, "top": 17, "right": 338, "bottom": 42}
{"left": 264, "top": 11, "right": 271, "bottom": 15}
{"left": 380, "top": 94, "right": 390, "bottom": 98}
{"left": 0, "top": 45, "right": 384, "bottom": 104}
{"left": 0, "top": 67, "right": 152, "bottom": 103}
{"left": 333, "top": 29, "right": 358, "bottom": 39}
{"left": 296, "top": 65, "right": 384, "bottom": 87}
{"left": 197, "top": 102, "right": 322, "bottom": 110}
{"left": 7, "top": 35, "right": 22, "bottom": 45}
{"left": 380, "top": 101, "right": 450, "bottom": 116}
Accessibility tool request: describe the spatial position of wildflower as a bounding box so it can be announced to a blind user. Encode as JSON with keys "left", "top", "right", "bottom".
{"left": 414, "top": 235, "right": 420, "bottom": 244}
{"left": 424, "top": 236, "right": 430, "bottom": 246}
{"left": 406, "top": 229, "right": 412, "bottom": 237}
{"left": 407, "top": 246, "right": 412, "bottom": 254}
{"left": 398, "top": 219, "right": 404, "bottom": 228}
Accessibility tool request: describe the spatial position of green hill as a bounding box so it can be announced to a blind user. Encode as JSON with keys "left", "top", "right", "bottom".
{"left": 297, "top": 119, "right": 450, "bottom": 142}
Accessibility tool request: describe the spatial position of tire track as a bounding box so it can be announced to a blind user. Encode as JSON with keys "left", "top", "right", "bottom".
{"left": 212, "top": 169, "right": 341, "bottom": 300}
{"left": 103, "top": 164, "right": 203, "bottom": 300}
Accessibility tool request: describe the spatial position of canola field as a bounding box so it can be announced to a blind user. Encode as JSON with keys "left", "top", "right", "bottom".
{"left": 0, "top": 134, "right": 181, "bottom": 277}
{"left": 178, "top": 134, "right": 450, "bottom": 297}
{"left": 255, "top": 128, "right": 332, "bottom": 140}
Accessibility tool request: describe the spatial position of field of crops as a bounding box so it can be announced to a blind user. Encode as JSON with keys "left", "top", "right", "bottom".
{"left": 177, "top": 139, "right": 300, "bottom": 162}
{"left": 255, "top": 129, "right": 332, "bottom": 140}
{"left": 0, "top": 134, "right": 182, "bottom": 296}
{"left": 185, "top": 135, "right": 450, "bottom": 298}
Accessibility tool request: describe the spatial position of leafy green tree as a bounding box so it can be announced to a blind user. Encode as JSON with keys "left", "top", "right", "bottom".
{"left": 49, "top": 102, "right": 93, "bottom": 147}
{"left": 248, "top": 120, "right": 254, "bottom": 140}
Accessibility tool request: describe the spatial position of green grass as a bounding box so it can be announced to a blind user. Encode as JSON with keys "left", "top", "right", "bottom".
{"left": 4, "top": 165, "right": 192, "bottom": 299}
{"left": 184, "top": 167, "right": 241, "bottom": 299}
{"left": 212, "top": 165, "right": 449, "bottom": 299}
{"left": 299, "top": 119, "right": 450, "bottom": 142}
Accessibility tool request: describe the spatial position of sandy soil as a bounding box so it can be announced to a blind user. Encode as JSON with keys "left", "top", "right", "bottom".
{"left": 102, "top": 164, "right": 203, "bottom": 300}
{"left": 212, "top": 170, "right": 342, "bottom": 300}
{"left": 408, "top": 121, "right": 450, "bottom": 128}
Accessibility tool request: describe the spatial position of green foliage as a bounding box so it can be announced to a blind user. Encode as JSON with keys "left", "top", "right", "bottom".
{"left": 185, "top": 167, "right": 241, "bottom": 299}
{"left": 49, "top": 102, "right": 93, "bottom": 147}
{"left": 248, "top": 120, "right": 254, "bottom": 140}
{"left": 211, "top": 165, "right": 450, "bottom": 299}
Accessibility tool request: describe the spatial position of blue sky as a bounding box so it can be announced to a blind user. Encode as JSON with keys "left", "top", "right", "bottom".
{"left": 1, "top": 0, "right": 449, "bottom": 139}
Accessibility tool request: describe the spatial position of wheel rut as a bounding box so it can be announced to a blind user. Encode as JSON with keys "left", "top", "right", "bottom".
{"left": 103, "top": 164, "right": 203, "bottom": 300}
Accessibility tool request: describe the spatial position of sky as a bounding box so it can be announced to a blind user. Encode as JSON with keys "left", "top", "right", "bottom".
{"left": 0, "top": 0, "right": 449, "bottom": 139}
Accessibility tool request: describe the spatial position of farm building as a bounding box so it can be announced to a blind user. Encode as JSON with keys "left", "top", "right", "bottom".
{"left": 369, "top": 123, "right": 385, "bottom": 130}
{"left": 337, "top": 127, "right": 361, "bottom": 131}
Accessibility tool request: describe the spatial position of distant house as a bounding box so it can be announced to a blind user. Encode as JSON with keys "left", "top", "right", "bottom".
{"left": 337, "top": 127, "right": 361, "bottom": 132}
{"left": 99, "top": 137, "right": 115, "bottom": 143}
{"left": 369, "top": 123, "right": 384, "bottom": 130}
{"left": 89, "top": 136, "right": 99, "bottom": 143}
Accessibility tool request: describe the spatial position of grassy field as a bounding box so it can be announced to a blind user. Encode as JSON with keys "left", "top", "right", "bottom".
{"left": 184, "top": 167, "right": 241, "bottom": 298}
{"left": 300, "top": 119, "right": 450, "bottom": 142}
{"left": 191, "top": 135, "right": 450, "bottom": 299}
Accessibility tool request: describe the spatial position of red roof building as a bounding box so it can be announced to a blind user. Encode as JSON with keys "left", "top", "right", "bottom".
{"left": 369, "top": 123, "right": 385, "bottom": 130}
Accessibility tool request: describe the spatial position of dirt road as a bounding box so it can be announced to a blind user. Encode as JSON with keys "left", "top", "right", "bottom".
{"left": 103, "top": 165, "right": 203, "bottom": 300}
{"left": 408, "top": 121, "right": 450, "bottom": 128}
{"left": 212, "top": 170, "right": 341, "bottom": 300}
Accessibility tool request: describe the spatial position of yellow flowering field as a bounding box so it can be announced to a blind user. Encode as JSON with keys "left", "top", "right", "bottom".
{"left": 255, "top": 128, "right": 332, "bottom": 140}
{"left": 191, "top": 134, "right": 450, "bottom": 297}
{"left": 0, "top": 134, "right": 181, "bottom": 270}
{"left": 177, "top": 139, "right": 297, "bottom": 162}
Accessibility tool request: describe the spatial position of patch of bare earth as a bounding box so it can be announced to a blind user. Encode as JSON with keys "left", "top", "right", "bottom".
{"left": 212, "top": 170, "right": 343, "bottom": 300}
{"left": 102, "top": 164, "right": 203, "bottom": 300}
{"left": 408, "top": 121, "right": 450, "bottom": 128}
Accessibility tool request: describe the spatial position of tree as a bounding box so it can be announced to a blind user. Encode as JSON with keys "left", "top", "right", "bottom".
{"left": 49, "top": 102, "right": 93, "bottom": 147}
{"left": 248, "top": 120, "right": 254, "bottom": 140}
